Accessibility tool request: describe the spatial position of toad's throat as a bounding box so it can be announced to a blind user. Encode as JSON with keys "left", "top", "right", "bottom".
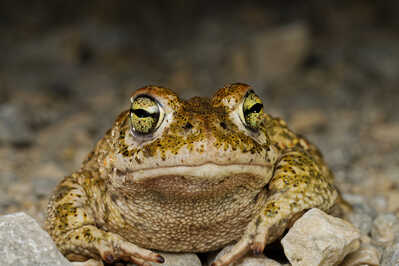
{"left": 123, "top": 163, "right": 273, "bottom": 198}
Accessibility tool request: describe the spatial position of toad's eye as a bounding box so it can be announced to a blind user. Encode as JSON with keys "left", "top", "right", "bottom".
{"left": 130, "top": 95, "right": 164, "bottom": 135}
{"left": 239, "top": 90, "right": 264, "bottom": 130}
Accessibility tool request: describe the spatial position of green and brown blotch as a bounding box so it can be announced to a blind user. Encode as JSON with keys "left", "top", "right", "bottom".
{"left": 46, "top": 83, "right": 339, "bottom": 266}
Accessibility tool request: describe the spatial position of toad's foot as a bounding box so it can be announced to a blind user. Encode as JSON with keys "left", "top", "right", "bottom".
{"left": 96, "top": 234, "right": 164, "bottom": 265}
{"left": 210, "top": 215, "right": 279, "bottom": 266}
{"left": 212, "top": 150, "right": 338, "bottom": 266}
{"left": 46, "top": 175, "right": 164, "bottom": 265}
{"left": 63, "top": 225, "right": 164, "bottom": 266}
{"left": 71, "top": 259, "right": 103, "bottom": 266}
{"left": 211, "top": 208, "right": 304, "bottom": 266}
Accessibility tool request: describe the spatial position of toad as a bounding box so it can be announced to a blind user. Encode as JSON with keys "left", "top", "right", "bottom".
{"left": 46, "top": 83, "right": 339, "bottom": 265}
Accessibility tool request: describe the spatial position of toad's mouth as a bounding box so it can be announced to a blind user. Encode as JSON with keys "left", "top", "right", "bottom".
{"left": 130, "top": 162, "right": 272, "bottom": 181}
{"left": 122, "top": 162, "right": 273, "bottom": 197}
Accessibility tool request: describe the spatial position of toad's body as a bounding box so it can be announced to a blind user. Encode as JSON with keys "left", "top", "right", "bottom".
{"left": 46, "top": 84, "right": 338, "bottom": 265}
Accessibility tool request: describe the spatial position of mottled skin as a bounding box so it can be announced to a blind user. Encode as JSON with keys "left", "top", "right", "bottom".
{"left": 46, "top": 83, "right": 338, "bottom": 266}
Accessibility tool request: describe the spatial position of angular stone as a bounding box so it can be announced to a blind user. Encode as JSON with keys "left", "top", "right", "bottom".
{"left": 0, "top": 104, "right": 33, "bottom": 144}
{"left": 147, "top": 252, "right": 201, "bottom": 266}
{"left": 371, "top": 213, "right": 399, "bottom": 245}
{"left": 0, "top": 212, "right": 71, "bottom": 266}
{"left": 341, "top": 243, "right": 381, "bottom": 266}
{"left": 251, "top": 23, "right": 310, "bottom": 81}
{"left": 342, "top": 194, "right": 377, "bottom": 219}
{"left": 281, "top": 208, "right": 360, "bottom": 266}
{"left": 347, "top": 211, "right": 373, "bottom": 235}
{"left": 381, "top": 240, "right": 399, "bottom": 266}
{"left": 371, "top": 123, "right": 399, "bottom": 145}
{"left": 208, "top": 244, "right": 282, "bottom": 266}
{"left": 289, "top": 109, "right": 327, "bottom": 133}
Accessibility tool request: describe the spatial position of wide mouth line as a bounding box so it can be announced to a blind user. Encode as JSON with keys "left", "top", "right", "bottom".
{"left": 130, "top": 161, "right": 273, "bottom": 174}
{"left": 125, "top": 162, "right": 273, "bottom": 184}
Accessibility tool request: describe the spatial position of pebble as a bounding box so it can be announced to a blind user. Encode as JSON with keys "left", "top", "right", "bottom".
{"left": 209, "top": 244, "right": 282, "bottom": 266}
{"left": 341, "top": 243, "right": 381, "bottom": 266}
{"left": 0, "top": 212, "right": 71, "bottom": 266}
{"left": 385, "top": 191, "right": 399, "bottom": 213}
{"left": 369, "top": 195, "right": 389, "bottom": 213}
{"left": 347, "top": 211, "right": 374, "bottom": 235}
{"left": 381, "top": 240, "right": 399, "bottom": 266}
{"left": 371, "top": 213, "right": 399, "bottom": 245}
{"left": 342, "top": 194, "right": 377, "bottom": 219}
{"left": 281, "top": 208, "right": 360, "bottom": 266}
{"left": 251, "top": 23, "right": 309, "bottom": 81}
{"left": 289, "top": 109, "right": 327, "bottom": 133}
{"left": 30, "top": 162, "right": 67, "bottom": 197}
{"left": 350, "top": 39, "right": 399, "bottom": 82}
{"left": 0, "top": 104, "right": 34, "bottom": 144}
{"left": 144, "top": 252, "right": 201, "bottom": 266}
{"left": 371, "top": 123, "right": 399, "bottom": 146}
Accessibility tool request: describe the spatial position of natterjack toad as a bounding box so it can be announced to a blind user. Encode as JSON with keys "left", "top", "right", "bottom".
{"left": 46, "top": 83, "right": 339, "bottom": 266}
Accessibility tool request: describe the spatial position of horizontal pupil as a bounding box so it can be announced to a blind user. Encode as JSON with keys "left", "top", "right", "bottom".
{"left": 250, "top": 103, "right": 263, "bottom": 113}
{"left": 131, "top": 108, "right": 156, "bottom": 118}
{"left": 244, "top": 103, "right": 263, "bottom": 116}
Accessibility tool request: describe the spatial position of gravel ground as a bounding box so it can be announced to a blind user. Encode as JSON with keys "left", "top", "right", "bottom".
{"left": 1, "top": 1, "right": 399, "bottom": 264}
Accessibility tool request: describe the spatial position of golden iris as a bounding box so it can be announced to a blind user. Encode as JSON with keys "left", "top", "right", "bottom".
{"left": 130, "top": 96, "right": 164, "bottom": 134}
{"left": 241, "top": 91, "right": 264, "bottom": 130}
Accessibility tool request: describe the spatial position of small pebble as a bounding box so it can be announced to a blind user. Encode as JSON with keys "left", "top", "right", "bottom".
{"left": 209, "top": 244, "right": 282, "bottom": 266}
{"left": 371, "top": 213, "right": 399, "bottom": 245}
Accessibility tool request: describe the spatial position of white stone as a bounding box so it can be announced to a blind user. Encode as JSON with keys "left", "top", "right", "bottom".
{"left": 148, "top": 252, "right": 201, "bottom": 266}
{"left": 371, "top": 213, "right": 399, "bottom": 245}
{"left": 281, "top": 208, "right": 360, "bottom": 266}
{"left": 340, "top": 243, "right": 381, "bottom": 266}
{"left": 381, "top": 240, "right": 399, "bottom": 266}
{"left": 208, "top": 244, "right": 282, "bottom": 266}
{"left": 0, "top": 212, "right": 71, "bottom": 266}
{"left": 251, "top": 23, "right": 309, "bottom": 81}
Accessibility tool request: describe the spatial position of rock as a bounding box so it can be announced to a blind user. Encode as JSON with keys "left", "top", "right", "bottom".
{"left": 30, "top": 162, "right": 67, "bottom": 197}
{"left": 341, "top": 243, "right": 381, "bottom": 266}
{"left": 385, "top": 191, "right": 399, "bottom": 213}
{"left": 233, "top": 257, "right": 283, "bottom": 266}
{"left": 281, "top": 208, "right": 360, "bottom": 266}
{"left": 0, "top": 104, "right": 34, "bottom": 144}
{"left": 347, "top": 210, "right": 374, "bottom": 235}
{"left": 350, "top": 39, "right": 399, "bottom": 82}
{"left": 35, "top": 112, "right": 93, "bottom": 169}
{"left": 371, "top": 213, "right": 399, "bottom": 245}
{"left": 0, "top": 212, "right": 71, "bottom": 266}
{"left": 147, "top": 252, "right": 201, "bottom": 266}
{"left": 33, "top": 177, "right": 59, "bottom": 198}
{"left": 0, "top": 187, "right": 17, "bottom": 212}
{"left": 251, "top": 23, "right": 310, "bottom": 81}
{"left": 342, "top": 194, "right": 377, "bottom": 219}
{"left": 371, "top": 123, "right": 399, "bottom": 145}
{"left": 369, "top": 195, "right": 388, "bottom": 213}
{"left": 381, "top": 240, "right": 399, "bottom": 266}
{"left": 289, "top": 109, "right": 328, "bottom": 133}
{"left": 208, "top": 244, "right": 282, "bottom": 266}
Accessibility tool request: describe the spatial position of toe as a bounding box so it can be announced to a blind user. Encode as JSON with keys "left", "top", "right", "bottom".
{"left": 71, "top": 259, "right": 104, "bottom": 266}
{"left": 96, "top": 242, "right": 116, "bottom": 263}
{"left": 118, "top": 240, "right": 164, "bottom": 263}
{"left": 250, "top": 224, "right": 267, "bottom": 255}
{"left": 212, "top": 237, "right": 251, "bottom": 266}
{"left": 251, "top": 241, "right": 265, "bottom": 255}
{"left": 128, "top": 256, "right": 152, "bottom": 266}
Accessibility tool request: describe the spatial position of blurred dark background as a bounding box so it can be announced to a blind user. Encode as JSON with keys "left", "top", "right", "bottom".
{"left": 1, "top": 1, "right": 399, "bottom": 223}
